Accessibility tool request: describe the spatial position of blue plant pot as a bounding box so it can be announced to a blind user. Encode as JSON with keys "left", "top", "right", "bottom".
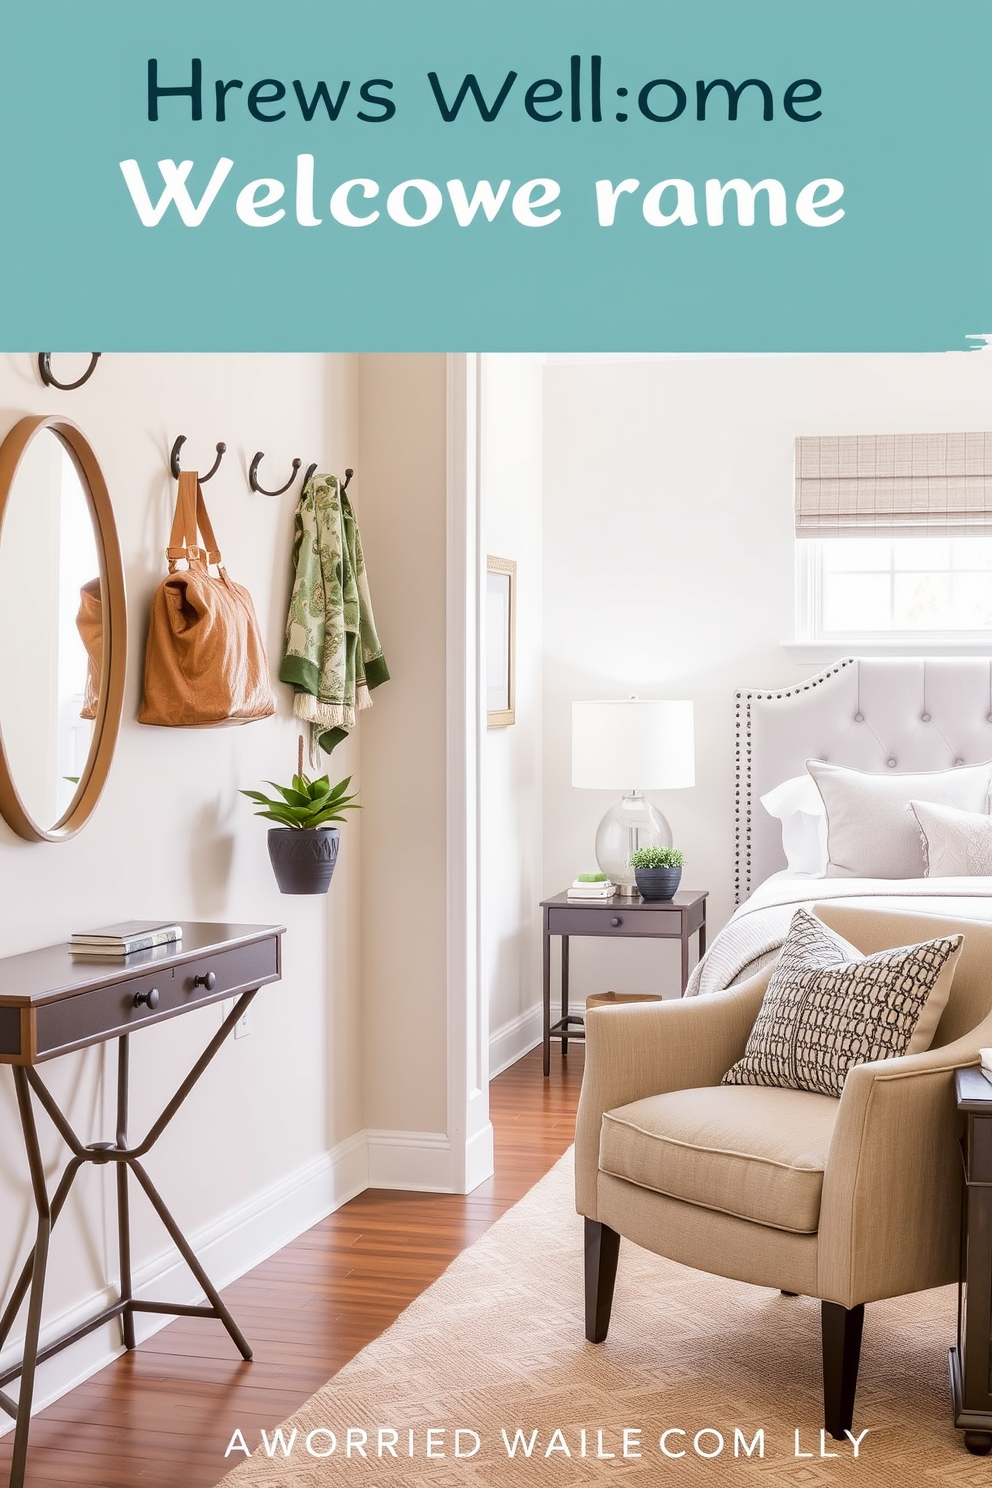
{"left": 266, "top": 827, "right": 339, "bottom": 894}
{"left": 634, "top": 866, "right": 682, "bottom": 901}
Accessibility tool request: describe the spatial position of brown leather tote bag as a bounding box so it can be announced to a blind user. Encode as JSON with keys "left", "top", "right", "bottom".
{"left": 138, "top": 471, "right": 276, "bottom": 727}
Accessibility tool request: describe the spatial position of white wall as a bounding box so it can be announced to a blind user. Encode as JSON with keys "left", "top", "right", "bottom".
{"left": 541, "top": 352, "right": 992, "bottom": 1002}
{"left": 479, "top": 356, "right": 545, "bottom": 1075}
{"left": 0, "top": 351, "right": 367, "bottom": 1411}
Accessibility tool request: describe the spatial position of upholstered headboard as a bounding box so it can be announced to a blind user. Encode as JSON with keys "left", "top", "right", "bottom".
{"left": 735, "top": 656, "right": 992, "bottom": 901}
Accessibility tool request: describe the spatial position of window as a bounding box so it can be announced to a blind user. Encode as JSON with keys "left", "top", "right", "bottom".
{"left": 794, "top": 432, "right": 992, "bottom": 642}
{"left": 798, "top": 536, "right": 992, "bottom": 639}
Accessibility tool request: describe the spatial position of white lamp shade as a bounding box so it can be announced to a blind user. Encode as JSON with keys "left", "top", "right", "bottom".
{"left": 571, "top": 699, "right": 695, "bottom": 790}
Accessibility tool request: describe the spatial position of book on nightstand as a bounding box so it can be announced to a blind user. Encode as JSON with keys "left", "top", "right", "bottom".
{"left": 69, "top": 920, "right": 183, "bottom": 956}
{"left": 979, "top": 1049, "right": 992, "bottom": 1088}
{"left": 567, "top": 876, "right": 616, "bottom": 900}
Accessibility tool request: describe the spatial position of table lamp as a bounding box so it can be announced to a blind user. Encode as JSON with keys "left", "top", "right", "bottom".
{"left": 571, "top": 698, "right": 695, "bottom": 896}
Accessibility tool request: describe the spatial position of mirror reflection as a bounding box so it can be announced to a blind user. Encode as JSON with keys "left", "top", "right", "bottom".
{"left": 0, "top": 431, "right": 102, "bottom": 831}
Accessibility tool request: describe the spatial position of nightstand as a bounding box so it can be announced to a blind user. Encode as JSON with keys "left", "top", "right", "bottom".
{"left": 949, "top": 1065, "right": 992, "bottom": 1455}
{"left": 539, "top": 889, "right": 708, "bottom": 1077}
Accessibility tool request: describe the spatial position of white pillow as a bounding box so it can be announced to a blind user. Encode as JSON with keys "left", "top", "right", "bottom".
{"left": 806, "top": 759, "right": 992, "bottom": 879}
{"left": 911, "top": 799, "right": 992, "bottom": 876}
{"left": 759, "top": 774, "right": 827, "bottom": 876}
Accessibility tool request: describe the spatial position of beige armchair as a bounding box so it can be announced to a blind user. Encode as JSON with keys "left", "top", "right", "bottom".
{"left": 575, "top": 904, "right": 992, "bottom": 1438}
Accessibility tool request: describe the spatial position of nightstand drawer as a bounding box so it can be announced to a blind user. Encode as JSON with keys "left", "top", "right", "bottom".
{"left": 548, "top": 906, "right": 684, "bottom": 937}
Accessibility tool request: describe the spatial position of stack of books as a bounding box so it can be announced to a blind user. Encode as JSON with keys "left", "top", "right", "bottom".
{"left": 567, "top": 876, "right": 616, "bottom": 900}
{"left": 979, "top": 1048, "right": 992, "bottom": 1089}
{"left": 70, "top": 920, "right": 183, "bottom": 958}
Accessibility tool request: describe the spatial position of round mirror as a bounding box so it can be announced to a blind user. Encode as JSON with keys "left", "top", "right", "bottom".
{"left": 0, "top": 416, "right": 126, "bottom": 842}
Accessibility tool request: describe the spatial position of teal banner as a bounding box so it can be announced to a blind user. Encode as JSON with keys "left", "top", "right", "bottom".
{"left": 0, "top": 1, "right": 989, "bottom": 350}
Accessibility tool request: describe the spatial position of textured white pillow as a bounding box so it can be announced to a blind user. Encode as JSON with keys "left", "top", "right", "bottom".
{"left": 911, "top": 799, "right": 992, "bottom": 876}
{"left": 759, "top": 774, "right": 827, "bottom": 876}
{"left": 806, "top": 759, "right": 992, "bottom": 879}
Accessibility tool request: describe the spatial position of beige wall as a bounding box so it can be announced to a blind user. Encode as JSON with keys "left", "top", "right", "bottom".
{"left": 541, "top": 352, "right": 992, "bottom": 1001}
{"left": 357, "top": 354, "right": 451, "bottom": 1138}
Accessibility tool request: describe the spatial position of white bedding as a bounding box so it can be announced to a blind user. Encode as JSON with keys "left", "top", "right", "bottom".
{"left": 686, "top": 874, "right": 992, "bottom": 997}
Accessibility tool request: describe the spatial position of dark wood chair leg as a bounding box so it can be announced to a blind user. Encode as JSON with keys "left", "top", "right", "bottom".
{"left": 821, "top": 1301, "right": 864, "bottom": 1440}
{"left": 585, "top": 1219, "right": 620, "bottom": 1343}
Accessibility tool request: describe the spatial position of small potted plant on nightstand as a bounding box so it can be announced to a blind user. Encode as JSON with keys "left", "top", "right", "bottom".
{"left": 241, "top": 737, "right": 360, "bottom": 895}
{"left": 629, "top": 845, "right": 684, "bottom": 901}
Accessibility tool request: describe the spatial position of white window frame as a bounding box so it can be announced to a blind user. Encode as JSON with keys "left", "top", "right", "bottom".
{"left": 789, "top": 536, "right": 992, "bottom": 662}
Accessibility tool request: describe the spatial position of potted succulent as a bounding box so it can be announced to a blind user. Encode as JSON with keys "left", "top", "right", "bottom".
{"left": 241, "top": 739, "right": 359, "bottom": 895}
{"left": 629, "top": 845, "right": 684, "bottom": 901}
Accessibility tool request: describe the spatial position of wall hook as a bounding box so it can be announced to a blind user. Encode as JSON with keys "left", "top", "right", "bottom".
{"left": 293, "top": 465, "right": 354, "bottom": 493}
{"left": 171, "top": 435, "right": 227, "bottom": 482}
{"left": 38, "top": 353, "right": 101, "bottom": 391}
{"left": 249, "top": 451, "right": 301, "bottom": 496}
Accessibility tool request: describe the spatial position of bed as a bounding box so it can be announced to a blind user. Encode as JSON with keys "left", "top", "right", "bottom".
{"left": 687, "top": 656, "right": 992, "bottom": 996}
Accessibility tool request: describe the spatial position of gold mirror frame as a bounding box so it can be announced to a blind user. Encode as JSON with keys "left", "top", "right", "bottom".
{"left": 0, "top": 415, "right": 126, "bottom": 842}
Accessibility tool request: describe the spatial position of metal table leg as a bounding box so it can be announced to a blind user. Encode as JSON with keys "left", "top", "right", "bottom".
{"left": 561, "top": 935, "right": 570, "bottom": 1054}
{"left": 0, "top": 990, "right": 258, "bottom": 1488}
{"left": 542, "top": 909, "right": 551, "bottom": 1077}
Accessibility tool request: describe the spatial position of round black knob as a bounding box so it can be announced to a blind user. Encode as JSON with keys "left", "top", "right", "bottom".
{"left": 133, "top": 987, "right": 160, "bottom": 1010}
{"left": 193, "top": 971, "right": 217, "bottom": 991}
{"left": 610, "top": 917, "right": 621, "bottom": 927}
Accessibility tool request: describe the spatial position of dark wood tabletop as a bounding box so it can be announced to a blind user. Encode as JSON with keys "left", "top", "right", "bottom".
{"left": 955, "top": 1064, "right": 992, "bottom": 1111}
{"left": 540, "top": 889, "right": 708, "bottom": 909}
{"left": 0, "top": 922, "right": 284, "bottom": 1065}
{"left": 0, "top": 922, "right": 283, "bottom": 1005}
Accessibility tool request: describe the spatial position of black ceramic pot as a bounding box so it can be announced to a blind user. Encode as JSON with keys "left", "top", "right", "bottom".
{"left": 266, "top": 826, "right": 340, "bottom": 895}
{"left": 634, "top": 866, "right": 683, "bottom": 901}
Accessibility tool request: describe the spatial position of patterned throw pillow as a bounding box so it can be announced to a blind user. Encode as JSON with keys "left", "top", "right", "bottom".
{"left": 722, "top": 909, "right": 963, "bottom": 1097}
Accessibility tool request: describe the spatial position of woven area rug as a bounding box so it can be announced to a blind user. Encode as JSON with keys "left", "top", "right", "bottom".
{"left": 219, "top": 1151, "right": 981, "bottom": 1487}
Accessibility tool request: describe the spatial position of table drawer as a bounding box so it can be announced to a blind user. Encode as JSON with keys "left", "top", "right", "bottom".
{"left": 34, "top": 937, "right": 280, "bottom": 1058}
{"left": 968, "top": 1114, "right": 992, "bottom": 1184}
{"left": 175, "top": 939, "right": 280, "bottom": 1004}
{"left": 548, "top": 906, "right": 684, "bottom": 937}
{"left": 36, "top": 967, "right": 181, "bottom": 1054}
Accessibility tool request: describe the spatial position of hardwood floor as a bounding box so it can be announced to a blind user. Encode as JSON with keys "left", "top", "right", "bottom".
{"left": 0, "top": 1044, "right": 584, "bottom": 1487}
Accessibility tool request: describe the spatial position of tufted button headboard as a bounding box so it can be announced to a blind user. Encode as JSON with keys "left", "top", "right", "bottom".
{"left": 735, "top": 656, "right": 992, "bottom": 901}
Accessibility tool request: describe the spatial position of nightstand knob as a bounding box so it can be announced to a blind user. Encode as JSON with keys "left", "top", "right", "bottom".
{"left": 133, "top": 987, "right": 159, "bottom": 1010}
{"left": 193, "top": 971, "right": 217, "bottom": 991}
{"left": 610, "top": 917, "right": 621, "bottom": 927}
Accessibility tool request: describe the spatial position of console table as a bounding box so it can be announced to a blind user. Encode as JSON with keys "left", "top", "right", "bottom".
{"left": 539, "top": 890, "right": 708, "bottom": 1077}
{"left": 950, "top": 1065, "right": 992, "bottom": 1456}
{"left": 0, "top": 921, "right": 283, "bottom": 1488}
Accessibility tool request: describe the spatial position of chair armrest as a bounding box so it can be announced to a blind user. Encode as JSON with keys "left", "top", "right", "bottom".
{"left": 574, "top": 970, "right": 772, "bottom": 1219}
{"left": 817, "top": 1010, "right": 992, "bottom": 1308}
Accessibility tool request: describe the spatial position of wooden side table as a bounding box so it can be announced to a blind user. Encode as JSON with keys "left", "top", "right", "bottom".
{"left": 539, "top": 889, "right": 708, "bottom": 1077}
{"left": 950, "top": 1065, "right": 992, "bottom": 1455}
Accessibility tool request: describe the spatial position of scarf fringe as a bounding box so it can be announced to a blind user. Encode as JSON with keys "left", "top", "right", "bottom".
{"left": 293, "top": 694, "right": 357, "bottom": 731}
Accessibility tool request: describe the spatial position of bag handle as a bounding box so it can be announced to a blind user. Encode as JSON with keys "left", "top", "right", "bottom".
{"left": 166, "top": 470, "right": 223, "bottom": 567}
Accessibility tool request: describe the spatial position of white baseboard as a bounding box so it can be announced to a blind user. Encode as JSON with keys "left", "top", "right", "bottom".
{"left": 462, "top": 1120, "right": 495, "bottom": 1194}
{"left": 0, "top": 1129, "right": 369, "bottom": 1436}
{"left": 1, "top": 1112, "right": 509, "bottom": 1434}
{"left": 366, "top": 1129, "right": 455, "bottom": 1191}
{"left": 489, "top": 1003, "right": 542, "bottom": 1078}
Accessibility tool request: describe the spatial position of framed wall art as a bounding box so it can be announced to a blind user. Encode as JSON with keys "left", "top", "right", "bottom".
{"left": 485, "top": 556, "right": 516, "bottom": 728}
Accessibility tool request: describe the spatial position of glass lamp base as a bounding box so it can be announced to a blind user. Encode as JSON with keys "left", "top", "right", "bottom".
{"left": 594, "top": 792, "right": 672, "bottom": 895}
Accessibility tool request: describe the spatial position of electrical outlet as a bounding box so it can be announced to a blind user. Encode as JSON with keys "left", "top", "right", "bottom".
{"left": 234, "top": 1007, "right": 251, "bottom": 1040}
